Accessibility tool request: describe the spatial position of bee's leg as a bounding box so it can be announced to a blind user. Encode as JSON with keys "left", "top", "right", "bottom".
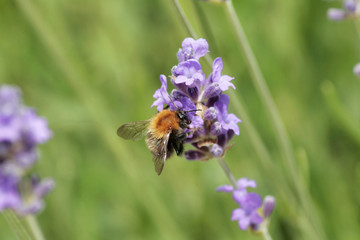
{"left": 177, "top": 143, "right": 184, "bottom": 156}
{"left": 173, "top": 142, "right": 184, "bottom": 156}
{"left": 176, "top": 132, "right": 187, "bottom": 141}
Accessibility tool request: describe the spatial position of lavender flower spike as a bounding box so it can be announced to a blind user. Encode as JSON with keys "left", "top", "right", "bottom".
{"left": 217, "top": 177, "right": 275, "bottom": 232}
{"left": 232, "top": 192, "right": 263, "bottom": 230}
{"left": 0, "top": 85, "right": 53, "bottom": 215}
{"left": 152, "top": 37, "right": 241, "bottom": 161}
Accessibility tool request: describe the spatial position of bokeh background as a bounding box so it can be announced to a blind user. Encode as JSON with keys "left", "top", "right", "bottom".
{"left": 0, "top": 0, "right": 359, "bottom": 239}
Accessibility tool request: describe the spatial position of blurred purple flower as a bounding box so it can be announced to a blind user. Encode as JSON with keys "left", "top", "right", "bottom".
{"left": 232, "top": 193, "right": 263, "bottom": 230}
{"left": 217, "top": 177, "right": 275, "bottom": 231}
{"left": 353, "top": 63, "right": 360, "bottom": 77}
{"left": 327, "top": 0, "right": 359, "bottom": 21}
{"left": 0, "top": 85, "right": 53, "bottom": 215}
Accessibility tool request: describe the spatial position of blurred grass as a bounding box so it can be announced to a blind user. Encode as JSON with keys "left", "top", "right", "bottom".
{"left": 1, "top": 0, "right": 360, "bottom": 239}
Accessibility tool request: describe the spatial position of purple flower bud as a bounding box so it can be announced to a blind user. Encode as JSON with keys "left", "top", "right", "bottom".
{"left": 210, "top": 144, "right": 223, "bottom": 157}
{"left": 327, "top": 8, "right": 347, "bottom": 21}
{"left": 210, "top": 121, "right": 223, "bottom": 135}
{"left": 353, "top": 62, "right": 360, "bottom": 77}
{"left": 204, "top": 82, "right": 222, "bottom": 99}
{"left": 263, "top": 195, "right": 275, "bottom": 218}
{"left": 204, "top": 107, "right": 218, "bottom": 121}
{"left": 187, "top": 87, "right": 199, "bottom": 100}
{"left": 217, "top": 134, "right": 227, "bottom": 147}
{"left": 344, "top": 0, "right": 357, "bottom": 12}
{"left": 185, "top": 150, "right": 206, "bottom": 160}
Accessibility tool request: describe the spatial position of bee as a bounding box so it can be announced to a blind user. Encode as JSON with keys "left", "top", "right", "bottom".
{"left": 117, "top": 107, "right": 196, "bottom": 175}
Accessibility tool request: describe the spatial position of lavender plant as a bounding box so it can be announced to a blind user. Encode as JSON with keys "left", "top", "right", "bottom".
{"left": 152, "top": 38, "right": 240, "bottom": 160}
{"left": 151, "top": 38, "right": 274, "bottom": 238}
{"left": 0, "top": 85, "right": 54, "bottom": 215}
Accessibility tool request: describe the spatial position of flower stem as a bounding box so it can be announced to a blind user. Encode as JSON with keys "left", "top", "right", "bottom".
{"left": 261, "top": 226, "right": 273, "bottom": 240}
{"left": 2, "top": 210, "right": 33, "bottom": 240}
{"left": 25, "top": 215, "right": 46, "bottom": 240}
{"left": 217, "top": 158, "right": 237, "bottom": 188}
{"left": 223, "top": 1, "right": 326, "bottom": 239}
{"left": 171, "top": 0, "right": 197, "bottom": 39}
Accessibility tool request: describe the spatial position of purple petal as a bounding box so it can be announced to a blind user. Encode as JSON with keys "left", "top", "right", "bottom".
{"left": 353, "top": 63, "right": 360, "bottom": 77}
{"left": 216, "top": 185, "right": 234, "bottom": 192}
{"left": 241, "top": 192, "right": 262, "bottom": 212}
{"left": 327, "top": 8, "right": 347, "bottom": 21}
{"left": 210, "top": 144, "right": 223, "bottom": 157}
{"left": 231, "top": 208, "right": 245, "bottom": 221}
{"left": 344, "top": 0, "right": 357, "bottom": 12}
{"left": 177, "top": 38, "right": 209, "bottom": 62}
{"left": 189, "top": 115, "right": 204, "bottom": 129}
{"left": 237, "top": 178, "right": 257, "bottom": 189}
{"left": 250, "top": 212, "right": 263, "bottom": 224}
{"left": 233, "top": 189, "right": 247, "bottom": 204}
{"left": 218, "top": 75, "right": 235, "bottom": 91}
{"left": 238, "top": 218, "right": 251, "bottom": 231}
{"left": 204, "top": 107, "right": 218, "bottom": 121}
{"left": 151, "top": 75, "right": 171, "bottom": 111}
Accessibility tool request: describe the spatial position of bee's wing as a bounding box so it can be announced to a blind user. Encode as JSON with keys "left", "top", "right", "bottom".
{"left": 153, "top": 131, "right": 171, "bottom": 175}
{"left": 117, "top": 120, "right": 151, "bottom": 141}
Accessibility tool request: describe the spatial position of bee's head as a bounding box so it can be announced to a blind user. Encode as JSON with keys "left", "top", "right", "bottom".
{"left": 177, "top": 110, "right": 191, "bottom": 128}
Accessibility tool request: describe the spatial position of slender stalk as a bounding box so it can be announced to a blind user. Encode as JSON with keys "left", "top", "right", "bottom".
{"left": 224, "top": 2, "right": 326, "bottom": 239}
{"left": 217, "top": 158, "right": 237, "bottom": 188}
{"left": 3, "top": 210, "right": 33, "bottom": 240}
{"left": 25, "top": 216, "right": 45, "bottom": 240}
{"left": 15, "top": 1, "right": 187, "bottom": 239}
{"left": 261, "top": 227, "right": 273, "bottom": 240}
{"left": 224, "top": 0, "right": 299, "bottom": 189}
{"left": 171, "top": 0, "right": 197, "bottom": 38}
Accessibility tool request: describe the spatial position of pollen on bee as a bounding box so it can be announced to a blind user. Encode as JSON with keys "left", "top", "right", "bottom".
{"left": 150, "top": 109, "right": 180, "bottom": 138}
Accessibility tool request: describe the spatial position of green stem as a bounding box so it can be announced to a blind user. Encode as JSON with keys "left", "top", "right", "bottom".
{"left": 261, "top": 226, "right": 273, "bottom": 240}
{"left": 171, "top": 0, "right": 197, "bottom": 38}
{"left": 217, "top": 158, "right": 237, "bottom": 188}
{"left": 3, "top": 210, "right": 33, "bottom": 240}
{"left": 224, "top": 1, "right": 299, "bottom": 188}
{"left": 224, "top": 2, "right": 327, "bottom": 239}
{"left": 15, "top": 1, "right": 187, "bottom": 239}
{"left": 25, "top": 216, "right": 46, "bottom": 240}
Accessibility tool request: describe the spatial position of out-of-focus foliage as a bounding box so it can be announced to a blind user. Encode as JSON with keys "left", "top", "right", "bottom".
{"left": 0, "top": 0, "right": 359, "bottom": 239}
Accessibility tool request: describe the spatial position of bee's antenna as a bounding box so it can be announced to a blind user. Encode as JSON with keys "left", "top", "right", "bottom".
{"left": 184, "top": 109, "right": 201, "bottom": 113}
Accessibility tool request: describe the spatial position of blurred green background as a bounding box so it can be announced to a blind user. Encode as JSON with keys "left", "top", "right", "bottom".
{"left": 0, "top": 0, "right": 359, "bottom": 239}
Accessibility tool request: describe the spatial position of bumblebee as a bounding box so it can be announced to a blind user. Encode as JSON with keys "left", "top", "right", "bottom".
{"left": 117, "top": 109, "right": 192, "bottom": 175}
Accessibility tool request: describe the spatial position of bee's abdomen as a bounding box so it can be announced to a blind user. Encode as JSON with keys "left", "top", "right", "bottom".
{"left": 150, "top": 109, "right": 179, "bottom": 138}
